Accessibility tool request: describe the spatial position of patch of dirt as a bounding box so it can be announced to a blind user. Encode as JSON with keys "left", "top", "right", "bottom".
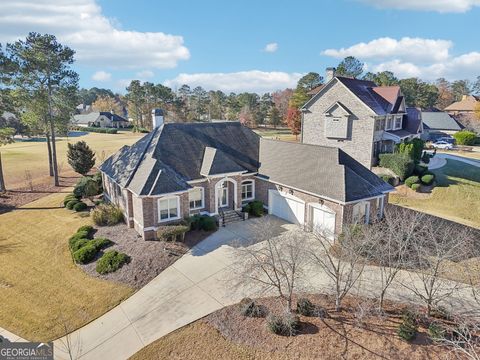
{"left": 204, "top": 294, "right": 448, "bottom": 360}
{"left": 78, "top": 223, "right": 213, "bottom": 289}
{"left": 0, "top": 174, "right": 79, "bottom": 214}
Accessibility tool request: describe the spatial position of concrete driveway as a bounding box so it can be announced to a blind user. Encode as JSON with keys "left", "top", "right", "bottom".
{"left": 429, "top": 152, "right": 480, "bottom": 170}
{"left": 53, "top": 216, "right": 293, "bottom": 360}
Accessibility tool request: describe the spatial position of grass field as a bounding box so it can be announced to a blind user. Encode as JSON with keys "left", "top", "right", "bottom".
{"left": 253, "top": 127, "right": 298, "bottom": 142}
{"left": 0, "top": 192, "right": 133, "bottom": 341}
{"left": 390, "top": 159, "right": 480, "bottom": 228}
{"left": 1, "top": 131, "right": 144, "bottom": 190}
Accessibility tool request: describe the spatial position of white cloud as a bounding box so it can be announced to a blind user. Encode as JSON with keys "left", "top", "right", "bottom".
{"left": 323, "top": 37, "right": 480, "bottom": 81}
{"left": 264, "top": 42, "right": 278, "bottom": 53}
{"left": 323, "top": 37, "right": 452, "bottom": 63}
{"left": 0, "top": 0, "right": 190, "bottom": 69}
{"left": 164, "top": 71, "right": 303, "bottom": 93}
{"left": 135, "top": 70, "right": 155, "bottom": 79}
{"left": 91, "top": 70, "right": 111, "bottom": 81}
{"left": 359, "top": 0, "right": 480, "bottom": 13}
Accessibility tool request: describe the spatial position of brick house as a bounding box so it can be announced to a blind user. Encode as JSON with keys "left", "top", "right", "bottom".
{"left": 301, "top": 68, "right": 423, "bottom": 169}
{"left": 99, "top": 118, "right": 393, "bottom": 240}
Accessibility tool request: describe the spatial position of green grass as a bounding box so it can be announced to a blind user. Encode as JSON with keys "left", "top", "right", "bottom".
{"left": 390, "top": 159, "right": 480, "bottom": 228}
{"left": 0, "top": 192, "right": 133, "bottom": 341}
{"left": 253, "top": 127, "right": 298, "bottom": 142}
{"left": 1, "top": 131, "right": 144, "bottom": 189}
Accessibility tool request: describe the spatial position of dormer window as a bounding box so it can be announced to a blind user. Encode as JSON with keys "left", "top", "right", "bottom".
{"left": 385, "top": 116, "right": 393, "bottom": 130}
{"left": 394, "top": 115, "right": 402, "bottom": 130}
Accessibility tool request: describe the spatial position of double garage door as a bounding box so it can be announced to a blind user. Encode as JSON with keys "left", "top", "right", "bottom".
{"left": 268, "top": 190, "right": 335, "bottom": 239}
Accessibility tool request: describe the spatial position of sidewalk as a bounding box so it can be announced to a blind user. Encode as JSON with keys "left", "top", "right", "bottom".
{"left": 0, "top": 327, "right": 27, "bottom": 342}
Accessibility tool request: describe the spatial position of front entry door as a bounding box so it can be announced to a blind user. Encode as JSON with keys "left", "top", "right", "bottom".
{"left": 218, "top": 185, "right": 228, "bottom": 208}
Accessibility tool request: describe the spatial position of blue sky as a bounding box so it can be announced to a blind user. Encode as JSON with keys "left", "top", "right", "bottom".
{"left": 1, "top": 0, "right": 480, "bottom": 93}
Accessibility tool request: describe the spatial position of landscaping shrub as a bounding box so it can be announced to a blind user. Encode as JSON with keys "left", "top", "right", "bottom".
{"left": 74, "top": 176, "right": 102, "bottom": 199}
{"left": 188, "top": 215, "right": 218, "bottom": 232}
{"left": 267, "top": 313, "right": 300, "bottom": 336}
{"left": 454, "top": 130, "right": 477, "bottom": 145}
{"left": 297, "top": 298, "right": 315, "bottom": 317}
{"left": 239, "top": 298, "right": 264, "bottom": 318}
{"left": 73, "top": 201, "right": 87, "bottom": 212}
{"left": 397, "top": 311, "right": 418, "bottom": 341}
{"left": 70, "top": 238, "right": 89, "bottom": 252}
{"left": 405, "top": 176, "right": 420, "bottom": 188}
{"left": 63, "top": 194, "right": 79, "bottom": 206}
{"left": 91, "top": 237, "right": 113, "bottom": 250}
{"left": 91, "top": 204, "right": 124, "bottom": 226}
{"left": 66, "top": 200, "right": 80, "bottom": 210}
{"left": 157, "top": 225, "right": 190, "bottom": 241}
{"left": 379, "top": 153, "right": 414, "bottom": 180}
{"left": 244, "top": 200, "right": 264, "bottom": 217}
{"left": 421, "top": 151, "right": 431, "bottom": 164}
{"left": 96, "top": 250, "right": 130, "bottom": 274}
{"left": 411, "top": 183, "right": 421, "bottom": 192}
{"left": 428, "top": 321, "right": 445, "bottom": 341}
{"left": 69, "top": 230, "right": 90, "bottom": 243}
{"left": 73, "top": 243, "right": 98, "bottom": 264}
{"left": 414, "top": 164, "right": 428, "bottom": 176}
{"left": 77, "top": 225, "right": 94, "bottom": 236}
{"left": 67, "top": 141, "right": 96, "bottom": 175}
{"left": 421, "top": 174, "right": 435, "bottom": 185}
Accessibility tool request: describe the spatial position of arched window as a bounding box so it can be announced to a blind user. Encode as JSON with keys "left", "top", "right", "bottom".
{"left": 241, "top": 180, "right": 254, "bottom": 201}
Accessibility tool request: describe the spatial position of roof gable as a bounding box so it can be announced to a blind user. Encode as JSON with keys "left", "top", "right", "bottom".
{"left": 324, "top": 101, "right": 352, "bottom": 116}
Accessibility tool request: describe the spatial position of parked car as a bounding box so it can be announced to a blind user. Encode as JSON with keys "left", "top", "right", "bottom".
{"left": 437, "top": 136, "right": 455, "bottom": 144}
{"left": 432, "top": 141, "right": 453, "bottom": 150}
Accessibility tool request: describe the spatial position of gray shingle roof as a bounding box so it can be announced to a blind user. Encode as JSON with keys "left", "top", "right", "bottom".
{"left": 258, "top": 139, "right": 393, "bottom": 202}
{"left": 72, "top": 112, "right": 127, "bottom": 125}
{"left": 100, "top": 122, "right": 393, "bottom": 202}
{"left": 421, "top": 112, "right": 464, "bottom": 131}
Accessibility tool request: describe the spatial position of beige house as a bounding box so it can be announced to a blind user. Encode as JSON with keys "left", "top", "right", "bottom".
{"left": 444, "top": 95, "right": 480, "bottom": 116}
{"left": 99, "top": 117, "right": 393, "bottom": 241}
{"left": 301, "top": 69, "right": 423, "bottom": 169}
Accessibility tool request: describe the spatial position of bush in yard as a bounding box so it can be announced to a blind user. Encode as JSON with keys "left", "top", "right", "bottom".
{"left": 70, "top": 238, "right": 89, "bottom": 252}
{"left": 421, "top": 174, "right": 435, "bottom": 185}
{"left": 67, "top": 141, "right": 96, "bottom": 175}
{"left": 157, "top": 225, "right": 190, "bottom": 242}
{"left": 188, "top": 215, "right": 218, "bottom": 232}
{"left": 267, "top": 313, "right": 300, "bottom": 336}
{"left": 244, "top": 200, "right": 264, "bottom": 217}
{"left": 405, "top": 176, "right": 420, "bottom": 188}
{"left": 411, "top": 183, "right": 421, "bottom": 192}
{"left": 69, "top": 230, "right": 90, "bottom": 243}
{"left": 414, "top": 164, "right": 428, "bottom": 176}
{"left": 397, "top": 311, "right": 418, "bottom": 341}
{"left": 96, "top": 250, "right": 129, "bottom": 274}
{"left": 239, "top": 298, "right": 264, "bottom": 318}
{"left": 74, "top": 176, "right": 101, "bottom": 199}
{"left": 91, "top": 204, "right": 124, "bottom": 226}
{"left": 454, "top": 130, "right": 477, "bottom": 145}
{"left": 91, "top": 237, "right": 113, "bottom": 250}
{"left": 73, "top": 243, "right": 98, "bottom": 264}
{"left": 66, "top": 200, "right": 79, "bottom": 210}
{"left": 379, "top": 153, "right": 414, "bottom": 181}
{"left": 428, "top": 321, "right": 445, "bottom": 341}
{"left": 297, "top": 298, "right": 315, "bottom": 317}
{"left": 77, "top": 225, "right": 94, "bottom": 236}
{"left": 63, "top": 194, "right": 79, "bottom": 206}
{"left": 73, "top": 201, "right": 87, "bottom": 212}
{"left": 421, "top": 151, "right": 431, "bottom": 164}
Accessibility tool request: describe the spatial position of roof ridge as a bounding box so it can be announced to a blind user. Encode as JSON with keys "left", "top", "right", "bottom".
{"left": 260, "top": 138, "right": 339, "bottom": 152}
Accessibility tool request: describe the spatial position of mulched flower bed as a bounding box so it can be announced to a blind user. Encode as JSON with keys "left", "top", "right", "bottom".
{"left": 78, "top": 223, "right": 214, "bottom": 289}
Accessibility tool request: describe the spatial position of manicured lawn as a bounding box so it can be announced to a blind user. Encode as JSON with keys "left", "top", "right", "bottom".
{"left": 390, "top": 159, "right": 480, "bottom": 228}
{"left": 2, "top": 130, "right": 144, "bottom": 189}
{"left": 253, "top": 127, "right": 298, "bottom": 142}
{"left": 0, "top": 192, "right": 133, "bottom": 341}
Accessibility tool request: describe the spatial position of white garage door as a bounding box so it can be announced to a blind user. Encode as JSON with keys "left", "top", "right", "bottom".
{"left": 268, "top": 190, "right": 305, "bottom": 225}
{"left": 311, "top": 205, "right": 336, "bottom": 240}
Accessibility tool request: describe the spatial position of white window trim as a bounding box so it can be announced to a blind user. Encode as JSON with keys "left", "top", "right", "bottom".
{"left": 241, "top": 180, "right": 255, "bottom": 202}
{"left": 189, "top": 187, "right": 205, "bottom": 210}
{"left": 158, "top": 196, "right": 181, "bottom": 223}
{"left": 394, "top": 115, "right": 403, "bottom": 130}
{"left": 385, "top": 115, "right": 393, "bottom": 131}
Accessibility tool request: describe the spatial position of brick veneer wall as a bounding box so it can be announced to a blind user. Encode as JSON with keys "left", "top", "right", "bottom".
{"left": 302, "top": 79, "right": 376, "bottom": 169}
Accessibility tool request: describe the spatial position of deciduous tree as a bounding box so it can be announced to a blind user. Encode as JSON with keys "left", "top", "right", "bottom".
{"left": 92, "top": 95, "right": 122, "bottom": 114}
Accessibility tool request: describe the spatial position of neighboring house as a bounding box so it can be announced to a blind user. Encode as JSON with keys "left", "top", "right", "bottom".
{"left": 421, "top": 111, "right": 464, "bottom": 141}
{"left": 301, "top": 69, "right": 423, "bottom": 169}
{"left": 76, "top": 103, "right": 92, "bottom": 114}
{"left": 72, "top": 112, "right": 130, "bottom": 128}
{"left": 444, "top": 95, "right": 480, "bottom": 116}
{"left": 99, "top": 114, "right": 393, "bottom": 241}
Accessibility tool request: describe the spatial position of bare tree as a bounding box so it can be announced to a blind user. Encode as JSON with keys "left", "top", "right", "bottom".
{"left": 310, "top": 225, "right": 373, "bottom": 311}
{"left": 400, "top": 214, "right": 474, "bottom": 317}
{"left": 233, "top": 219, "right": 308, "bottom": 312}
{"left": 437, "top": 317, "right": 480, "bottom": 360}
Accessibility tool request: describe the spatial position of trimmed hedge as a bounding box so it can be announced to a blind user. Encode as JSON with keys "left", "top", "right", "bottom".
{"left": 75, "top": 126, "right": 118, "bottom": 134}
{"left": 379, "top": 153, "right": 414, "bottom": 181}
{"left": 70, "top": 238, "right": 89, "bottom": 252}
{"left": 69, "top": 230, "right": 90, "bottom": 244}
{"left": 454, "top": 130, "right": 477, "bottom": 145}
{"left": 96, "top": 250, "right": 130, "bottom": 274}
{"left": 157, "top": 225, "right": 190, "bottom": 241}
{"left": 77, "top": 225, "right": 94, "bottom": 236}
{"left": 63, "top": 194, "right": 79, "bottom": 206}
{"left": 66, "top": 200, "right": 80, "bottom": 210}
{"left": 91, "top": 204, "right": 124, "bottom": 226}
{"left": 244, "top": 200, "right": 264, "bottom": 217}
{"left": 411, "top": 183, "right": 421, "bottom": 192}
{"left": 73, "top": 201, "right": 87, "bottom": 212}
{"left": 405, "top": 176, "right": 420, "bottom": 188}
{"left": 73, "top": 244, "right": 98, "bottom": 264}
{"left": 189, "top": 215, "right": 218, "bottom": 232}
{"left": 92, "top": 237, "right": 113, "bottom": 250}
{"left": 421, "top": 174, "right": 435, "bottom": 185}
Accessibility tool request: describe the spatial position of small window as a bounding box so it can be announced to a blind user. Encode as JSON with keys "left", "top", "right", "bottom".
{"left": 158, "top": 197, "right": 180, "bottom": 222}
{"left": 189, "top": 188, "right": 204, "bottom": 210}
{"left": 394, "top": 115, "right": 402, "bottom": 129}
{"left": 241, "top": 180, "right": 254, "bottom": 201}
{"left": 332, "top": 117, "right": 340, "bottom": 122}
{"left": 385, "top": 116, "right": 393, "bottom": 130}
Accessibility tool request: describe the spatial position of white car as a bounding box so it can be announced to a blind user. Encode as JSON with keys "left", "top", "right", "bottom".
{"left": 432, "top": 141, "right": 453, "bottom": 150}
